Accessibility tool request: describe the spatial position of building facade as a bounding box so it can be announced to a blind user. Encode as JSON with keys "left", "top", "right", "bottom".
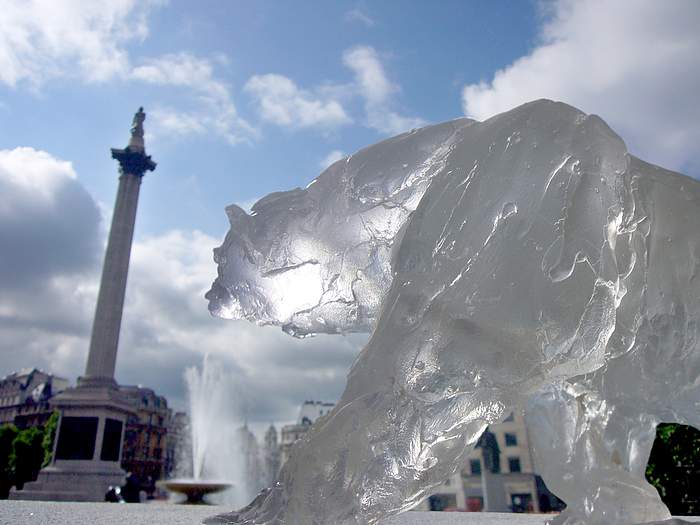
{"left": 238, "top": 424, "right": 264, "bottom": 492}
{"left": 262, "top": 424, "right": 281, "bottom": 486}
{"left": 119, "top": 385, "right": 173, "bottom": 490}
{"left": 274, "top": 401, "right": 559, "bottom": 513}
{"left": 415, "top": 410, "right": 563, "bottom": 513}
{"left": 164, "top": 411, "right": 189, "bottom": 479}
{"left": 0, "top": 369, "right": 68, "bottom": 429}
{"left": 2, "top": 371, "right": 175, "bottom": 495}
{"left": 279, "top": 401, "right": 334, "bottom": 466}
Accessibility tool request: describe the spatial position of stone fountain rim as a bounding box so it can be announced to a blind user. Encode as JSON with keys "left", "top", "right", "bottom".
{"left": 157, "top": 479, "right": 233, "bottom": 493}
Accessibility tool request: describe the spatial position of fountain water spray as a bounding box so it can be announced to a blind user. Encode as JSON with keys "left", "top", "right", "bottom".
{"left": 161, "top": 355, "right": 263, "bottom": 505}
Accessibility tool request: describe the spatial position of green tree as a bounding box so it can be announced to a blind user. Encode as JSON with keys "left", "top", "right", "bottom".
{"left": 0, "top": 424, "right": 18, "bottom": 499}
{"left": 42, "top": 411, "right": 59, "bottom": 467}
{"left": 11, "top": 426, "right": 45, "bottom": 490}
{"left": 646, "top": 423, "right": 700, "bottom": 515}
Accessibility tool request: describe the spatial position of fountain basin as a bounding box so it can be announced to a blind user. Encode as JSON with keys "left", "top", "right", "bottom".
{"left": 157, "top": 479, "right": 232, "bottom": 504}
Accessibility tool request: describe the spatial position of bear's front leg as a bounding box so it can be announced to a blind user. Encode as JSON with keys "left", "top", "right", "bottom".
{"left": 526, "top": 383, "right": 671, "bottom": 525}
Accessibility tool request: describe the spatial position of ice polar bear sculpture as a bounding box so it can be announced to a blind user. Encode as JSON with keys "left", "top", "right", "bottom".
{"left": 206, "top": 100, "right": 700, "bottom": 525}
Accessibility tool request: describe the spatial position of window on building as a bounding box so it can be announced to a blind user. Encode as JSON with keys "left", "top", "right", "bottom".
{"left": 508, "top": 457, "right": 521, "bottom": 473}
{"left": 505, "top": 432, "right": 518, "bottom": 446}
{"left": 470, "top": 458, "right": 482, "bottom": 475}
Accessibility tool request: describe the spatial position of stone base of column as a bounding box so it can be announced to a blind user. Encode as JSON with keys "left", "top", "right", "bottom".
{"left": 9, "top": 463, "right": 127, "bottom": 502}
{"left": 11, "top": 383, "right": 135, "bottom": 502}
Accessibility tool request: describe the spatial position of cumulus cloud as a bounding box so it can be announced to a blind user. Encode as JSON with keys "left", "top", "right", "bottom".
{"left": 244, "top": 74, "right": 352, "bottom": 130}
{"left": 319, "top": 150, "right": 347, "bottom": 170}
{"left": 132, "top": 52, "right": 257, "bottom": 145}
{"left": 0, "top": 147, "right": 101, "bottom": 286}
{"left": 245, "top": 46, "right": 425, "bottom": 136}
{"left": 343, "top": 45, "right": 426, "bottom": 135}
{"left": 0, "top": 0, "right": 158, "bottom": 87}
{"left": 0, "top": 147, "right": 102, "bottom": 381}
{"left": 0, "top": 149, "right": 361, "bottom": 421}
{"left": 462, "top": 0, "right": 700, "bottom": 174}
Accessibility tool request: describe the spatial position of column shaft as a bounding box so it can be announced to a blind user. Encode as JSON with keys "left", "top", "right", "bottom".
{"left": 84, "top": 172, "right": 142, "bottom": 380}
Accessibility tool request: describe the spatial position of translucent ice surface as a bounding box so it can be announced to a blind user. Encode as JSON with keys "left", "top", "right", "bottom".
{"left": 206, "top": 100, "right": 700, "bottom": 525}
{"left": 207, "top": 117, "right": 472, "bottom": 337}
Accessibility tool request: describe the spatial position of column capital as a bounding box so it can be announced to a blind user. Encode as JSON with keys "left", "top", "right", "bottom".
{"left": 110, "top": 147, "right": 157, "bottom": 176}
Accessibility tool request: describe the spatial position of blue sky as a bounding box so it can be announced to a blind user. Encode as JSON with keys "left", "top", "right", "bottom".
{"left": 1, "top": 1, "right": 539, "bottom": 237}
{"left": 1, "top": 0, "right": 699, "bottom": 425}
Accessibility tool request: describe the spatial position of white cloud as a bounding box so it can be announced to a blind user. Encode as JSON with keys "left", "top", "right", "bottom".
{"left": 345, "top": 9, "right": 375, "bottom": 27}
{"left": 0, "top": 147, "right": 76, "bottom": 208}
{"left": 0, "top": 147, "right": 101, "bottom": 279}
{"left": 0, "top": 3, "right": 255, "bottom": 147}
{"left": 319, "top": 150, "right": 346, "bottom": 170}
{"left": 0, "top": 149, "right": 362, "bottom": 420}
{"left": 343, "top": 45, "right": 426, "bottom": 135}
{"left": 0, "top": 147, "right": 102, "bottom": 381}
{"left": 244, "top": 46, "right": 425, "bottom": 136}
{"left": 343, "top": 46, "right": 394, "bottom": 105}
{"left": 0, "top": 0, "right": 158, "bottom": 87}
{"left": 244, "top": 74, "right": 352, "bottom": 130}
{"left": 147, "top": 108, "right": 208, "bottom": 137}
{"left": 132, "top": 52, "right": 257, "bottom": 145}
{"left": 132, "top": 52, "right": 214, "bottom": 87}
{"left": 462, "top": 0, "right": 700, "bottom": 173}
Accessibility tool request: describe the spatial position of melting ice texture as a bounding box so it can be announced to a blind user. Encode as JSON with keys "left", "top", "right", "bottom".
{"left": 206, "top": 100, "right": 700, "bottom": 525}
{"left": 206, "top": 117, "right": 472, "bottom": 337}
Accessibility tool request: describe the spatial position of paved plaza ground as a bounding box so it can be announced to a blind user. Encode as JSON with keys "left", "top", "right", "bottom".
{"left": 0, "top": 501, "right": 553, "bottom": 525}
{"left": 2, "top": 501, "right": 699, "bottom": 525}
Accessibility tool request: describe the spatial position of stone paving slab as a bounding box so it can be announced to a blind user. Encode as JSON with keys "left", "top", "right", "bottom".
{"left": 1, "top": 501, "right": 699, "bottom": 525}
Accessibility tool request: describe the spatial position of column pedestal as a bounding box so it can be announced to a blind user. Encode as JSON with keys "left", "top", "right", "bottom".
{"left": 10, "top": 384, "right": 134, "bottom": 502}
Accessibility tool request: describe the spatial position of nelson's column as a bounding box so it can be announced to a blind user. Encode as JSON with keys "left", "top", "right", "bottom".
{"left": 13, "top": 108, "right": 157, "bottom": 501}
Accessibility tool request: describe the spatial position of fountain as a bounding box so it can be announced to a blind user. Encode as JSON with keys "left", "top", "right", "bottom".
{"left": 157, "top": 479, "right": 232, "bottom": 505}
{"left": 159, "top": 356, "right": 262, "bottom": 505}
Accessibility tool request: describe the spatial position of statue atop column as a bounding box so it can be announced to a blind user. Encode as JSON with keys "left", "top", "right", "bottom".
{"left": 127, "top": 106, "right": 146, "bottom": 153}
{"left": 112, "top": 106, "right": 156, "bottom": 176}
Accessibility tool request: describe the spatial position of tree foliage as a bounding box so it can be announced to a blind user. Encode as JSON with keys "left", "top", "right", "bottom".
{"left": 646, "top": 423, "right": 700, "bottom": 515}
{"left": 42, "top": 411, "right": 59, "bottom": 467}
{"left": 0, "top": 425, "right": 19, "bottom": 499}
{"left": 11, "top": 426, "right": 45, "bottom": 490}
{"left": 0, "top": 412, "right": 59, "bottom": 498}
